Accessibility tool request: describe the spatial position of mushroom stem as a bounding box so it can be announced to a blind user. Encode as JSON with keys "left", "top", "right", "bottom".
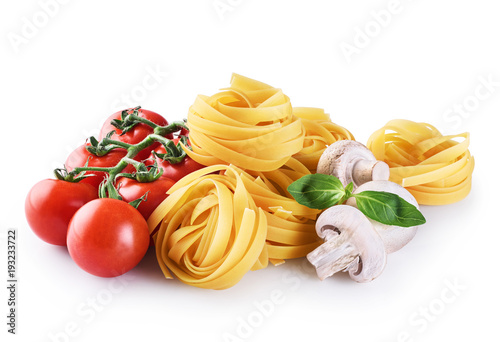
{"left": 317, "top": 140, "right": 390, "bottom": 189}
{"left": 307, "top": 232, "right": 359, "bottom": 280}
{"left": 352, "top": 159, "right": 390, "bottom": 186}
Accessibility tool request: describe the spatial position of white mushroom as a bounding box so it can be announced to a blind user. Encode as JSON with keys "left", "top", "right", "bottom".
{"left": 346, "top": 180, "right": 420, "bottom": 254}
{"left": 307, "top": 205, "right": 386, "bottom": 283}
{"left": 317, "top": 140, "right": 390, "bottom": 188}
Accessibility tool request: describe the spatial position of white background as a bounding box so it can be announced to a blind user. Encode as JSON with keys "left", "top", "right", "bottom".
{"left": 1, "top": 1, "right": 498, "bottom": 341}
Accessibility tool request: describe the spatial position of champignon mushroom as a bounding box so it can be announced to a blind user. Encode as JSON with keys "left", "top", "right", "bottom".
{"left": 346, "top": 180, "right": 420, "bottom": 254}
{"left": 307, "top": 205, "right": 387, "bottom": 282}
{"left": 317, "top": 140, "right": 390, "bottom": 188}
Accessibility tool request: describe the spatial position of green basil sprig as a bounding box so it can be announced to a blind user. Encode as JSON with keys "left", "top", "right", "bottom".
{"left": 287, "top": 174, "right": 426, "bottom": 228}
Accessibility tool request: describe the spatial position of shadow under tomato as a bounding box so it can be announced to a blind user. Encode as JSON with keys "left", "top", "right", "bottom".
{"left": 128, "top": 246, "right": 167, "bottom": 282}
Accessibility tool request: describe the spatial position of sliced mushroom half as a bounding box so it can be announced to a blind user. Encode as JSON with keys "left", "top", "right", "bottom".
{"left": 307, "top": 205, "right": 387, "bottom": 283}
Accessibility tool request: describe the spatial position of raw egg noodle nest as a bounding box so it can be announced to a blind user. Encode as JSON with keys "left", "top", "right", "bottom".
{"left": 147, "top": 165, "right": 321, "bottom": 290}
{"left": 367, "top": 119, "right": 474, "bottom": 205}
{"left": 185, "top": 75, "right": 303, "bottom": 172}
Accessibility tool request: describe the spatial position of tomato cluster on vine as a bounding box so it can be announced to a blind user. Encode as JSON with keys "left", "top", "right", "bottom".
{"left": 25, "top": 107, "right": 204, "bottom": 277}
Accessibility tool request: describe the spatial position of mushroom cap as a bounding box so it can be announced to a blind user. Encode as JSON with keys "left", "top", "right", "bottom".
{"left": 346, "top": 180, "right": 420, "bottom": 254}
{"left": 315, "top": 205, "right": 387, "bottom": 283}
{"left": 317, "top": 140, "right": 382, "bottom": 187}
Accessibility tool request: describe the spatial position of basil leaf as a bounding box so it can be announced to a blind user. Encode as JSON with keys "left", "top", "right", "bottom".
{"left": 353, "top": 191, "right": 426, "bottom": 227}
{"left": 287, "top": 174, "right": 346, "bottom": 209}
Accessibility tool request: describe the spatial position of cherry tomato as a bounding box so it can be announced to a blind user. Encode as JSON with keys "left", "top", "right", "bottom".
{"left": 153, "top": 138, "right": 204, "bottom": 182}
{"left": 67, "top": 198, "right": 149, "bottom": 277}
{"left": 65, "top": 144, "right": 135, "bottom": 189}
{"left": 117, "top": 177, "right": 175, "bottom": 220}
{"left": 98, "top": 108, "right": 172, "bottom": 161}
{"left": 118, "top": 177, "right": 175, "bottom": 246}
{"left": 25, "top": 179, "right": 98, "bottom": 246}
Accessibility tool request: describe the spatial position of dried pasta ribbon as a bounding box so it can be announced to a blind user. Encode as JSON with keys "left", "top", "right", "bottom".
{"left": 292, "top": 107, "right": 355, "bottom": 172}
{"left": 184, "top": 74, "right": 305, "bottom": 172}
{"left": 367, "top": 119, "right": 474, "bottom": 205}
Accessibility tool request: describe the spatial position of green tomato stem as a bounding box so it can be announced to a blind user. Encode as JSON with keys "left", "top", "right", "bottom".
{"left": 72, "top": 166, "right": 115, "bottom": 173}
{"left": 68, "top": 121, "right": 187, "bottom": 191}
{"left": 100, "top": 138, "right": 133, "bottom": 150}
{"left": 127, "top": 113, "right": 159, "bottom": 129}
{"left": 154, "top": 121, "right": 188, "bottom": 136}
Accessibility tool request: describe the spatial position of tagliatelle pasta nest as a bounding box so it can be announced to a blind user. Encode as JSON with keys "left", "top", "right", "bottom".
{"left": 367, "top": 119, "right": 475, "bottom": 205}
{"left": 184, "top": 74, "right": 305, "bottom": 172}
{"left": 147, "top": 165, "right": 321, "bottom": 289}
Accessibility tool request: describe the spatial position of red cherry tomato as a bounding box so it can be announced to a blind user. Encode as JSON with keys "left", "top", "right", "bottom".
{"left": 118, "top": 177, "right": 175, "bottom": 246}
{"left": 25, "top": 179, "right": 98, "bottom": 246}
{"left": 67, "top": 198, "right": 149, "bottom": 277}
{"left": 153, "top": 138, "right": 204, "bottom": 182}
{"left": 117, "top": 177, "right": 175, "bottom": 220}
{"left": 65, "top": 144, "right": 135, "bottom": 189}
{"left": 98, "top": 108, "right": 172, "bottom": 161}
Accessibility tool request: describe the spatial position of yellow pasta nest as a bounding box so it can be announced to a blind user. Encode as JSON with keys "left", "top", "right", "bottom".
{"left": 367, "top": 119, "right": 475, "bottom": 205}
{"left": 292, "top": 107, "right": 355, "bottom": 172}
{"left": 185, "top": 74, "right": 305, "bottom": 172}
{"left": 147, "top": 165, "right": 321, "bottom": 289}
